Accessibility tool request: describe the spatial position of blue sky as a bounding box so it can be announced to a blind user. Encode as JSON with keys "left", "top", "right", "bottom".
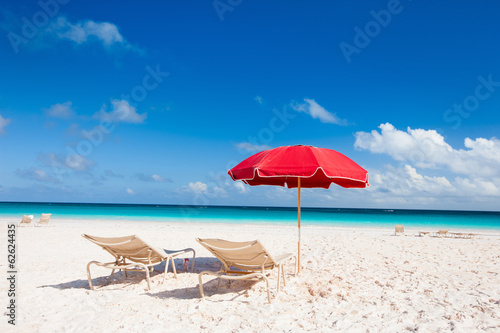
{"left": 1, "top": 0, "right": 500, "bottom": 211}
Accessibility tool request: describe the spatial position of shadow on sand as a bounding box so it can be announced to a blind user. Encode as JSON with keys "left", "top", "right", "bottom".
{"left": 38, "top": 257, "right": 264, "bottom": 301}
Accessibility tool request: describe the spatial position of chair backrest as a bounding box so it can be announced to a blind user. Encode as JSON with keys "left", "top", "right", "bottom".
{"left": 395, "top": 225, "right": 404, "bottom": 233}
{"left": 38, "top": 213, "right": 52, "bottom": 225}
{"left": 82, "top": 234, "right": 166, "bottom": 265}
{"left": 196, "top": 238, "right": 277, "bottom": 272}
{"left": 20, "top": 215, "right": 33, "bottom": 225}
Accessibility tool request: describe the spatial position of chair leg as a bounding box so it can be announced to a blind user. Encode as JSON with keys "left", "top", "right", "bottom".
{"left": 216, "top": 264, "right": 224, "bottom": 292}
{"left": 254, "top": 273, "right": 270, "bottom": 303}
{"left": 163, "top": 258, "right": 170, "bottom": 284}
{"left": 198, "top": 271, "right": 271, "bottom": 303}
{"left": 190, "top": 250, "right": 196, "bottom": 272}
{"left": 171, "top": 257, "right": 178, "bottom": 278}
{"left": 264, "top": 275, "right": 270, "bottom": 304}
{"left": 110, "top": 269, "right": 116, "bottom": 281}
{"left": 198, "top": 271, "right": 207, "bottom": 299}
{"left": 281, "top": 264, "right": 286, "bottom": 288}
{"left": 86, "top": 262, "right": 95, "bottom": 290}
{"left": 216, "top": 277, "right": 223, "bottom": 292}
{"left": 139, "top": 263, "right": 151, "bottom": 291}
{"left": 145, "top": 270, "right": 151, "bottom": 290}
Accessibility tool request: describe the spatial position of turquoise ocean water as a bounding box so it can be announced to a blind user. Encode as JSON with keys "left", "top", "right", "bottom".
{"left": 1, "top": 202, "right": 499, "bottom": 231}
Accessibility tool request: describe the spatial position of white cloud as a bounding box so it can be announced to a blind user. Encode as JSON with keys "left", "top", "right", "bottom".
{"left": 65, "top": 154, "right": 95, "bottom": 171}
{"left": 212, "top": 186, "right": 227, "bottom": 197}
{"left": 370, "top": 165, "right": 453, "bottom": 196}
{"left": 367, "top": 164, "right": 500, "bottom": 201}
{"left": 51, "top": 16, "right": 130, "bottom": 50}
{"left": 126, "top": 188, "right": 135, "bottom": 195}
{"left": 135, "top": 173, "right": 171, "bottom": 183}
{"left": 234, "top": 142, "right": 271, "bottom": 153}
{"left": 355, "top": 123, "right": 500, "bottom": 177}
{"left": 38, "top": 152, "right": 94, "bottom": 172}
{"left": 45, "top": 101, "right": 75, "bottom": 119}
{"left": 16, "top": 167, "right": 60, "bottom": 184}
{"left": 454, "top": 176, "right": 500, "bottom": 196}
{"left": 354, "top": 123, "right": 500, "bottom": 208}
{"left": 152, "top": 174, "right": 167, "bottom": 182}
{"left": 93, "top": 99, "right": 146, "bottom": 124}
{"left": 188, "top": 181, "right": 207, "bottom": 194}
{"left": 254, "top": 96, "right": 263, "bottom": 105}
{"left": 183, "top": 181, "right": 227, "bottom": 198}
{"left": 234, "top": 182, "right": 250, "bottom": 193}
{"left": 291, "top": 98, "right": 347, "bottom": 125}
{"left": 0, "top": 114, "right": 11, "bottom": 135}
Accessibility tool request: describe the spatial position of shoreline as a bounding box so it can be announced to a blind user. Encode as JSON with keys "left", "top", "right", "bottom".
{"left": 3, "top": 216, "right": 500, "bottom": 236}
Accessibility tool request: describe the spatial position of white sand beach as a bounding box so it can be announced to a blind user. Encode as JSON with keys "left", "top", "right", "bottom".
{"left": 1, "top": 218, "right": 500, "bottom": 332}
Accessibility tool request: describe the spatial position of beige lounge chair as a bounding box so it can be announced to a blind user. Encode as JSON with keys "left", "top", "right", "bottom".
{"left": 435, "top": 230, "right": 449, "bottom": 237}
{"left": 82, "top": 234, "right": 195, "bottom": 291}
{"left": 18, "top": 215, "right": 34, "bottom": 227}
{"left": 35, "top": 213, "right": 51, "bottom": 226}
{"left": 394, "top": 224, "right": 404, "bottom": 236}
{"left": 196, "top": 238, "right": 297, "bottom": 303}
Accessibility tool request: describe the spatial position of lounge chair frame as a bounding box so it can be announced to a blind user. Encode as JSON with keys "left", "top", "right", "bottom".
{"left": 421, "top": 230, "right": 479, "bottom": 239}
{"left": 196, "top": 238, "right": 297, "bottom": 303}
{"left": 82, "top": 234, "right": 195, "bottom": 291}
{"left": 394, "top": 224, "right": 404, "bottom": 236}
{"left": 18, "top": 215, "right": 33, "bottom": 227}
{"left": 36, "top": 213, "right": 52, "bottom": 227}
{"left": 448, "top": 232, "right": 478, "bottom": 239}
{"left": 434, "top": 230, "right": 449, "bottom": 237}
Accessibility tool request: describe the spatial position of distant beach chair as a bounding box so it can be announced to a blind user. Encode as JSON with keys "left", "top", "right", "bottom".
{"left": 434, "top": 230, "right": 449, "bottom": 238}
{"left": 418, "top": 231, "right": 430, "bottom": 237}
{"left": 449, "top": 232, "right": 479, "bottom": 239}
{"left": 18, "top": 215, "right": 34, "bottom": 227}
{"left": 82, "top": 234, "right": 195, "bottom": 291}
{"left": 394, "top": 225, "right": 405, "bottom": 236}
{"left": 35, "top": 213, "right": 52, "bottom": 227}
{"left": 196, "top": 238, "right": 297, "bottom": 303}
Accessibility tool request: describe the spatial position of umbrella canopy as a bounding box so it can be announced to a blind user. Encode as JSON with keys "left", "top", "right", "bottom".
{"left": 228, "top": 145, "right": 369, "bottom": 273}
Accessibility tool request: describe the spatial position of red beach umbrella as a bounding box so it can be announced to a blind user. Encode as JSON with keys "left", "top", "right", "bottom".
{"left": 228, "top": 145, "right": 369, "bottom": 273}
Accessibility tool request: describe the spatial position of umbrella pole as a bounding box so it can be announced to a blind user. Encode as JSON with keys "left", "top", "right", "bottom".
{"left": 298, "top": 177, "right": 301, "bottom": 274}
